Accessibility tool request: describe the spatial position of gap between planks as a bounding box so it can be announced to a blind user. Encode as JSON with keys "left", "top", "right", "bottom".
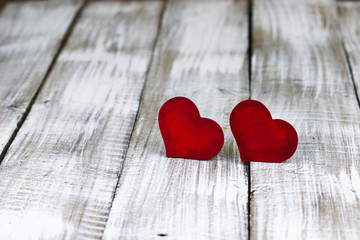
{"left": 339, "top": 2, "right": 360, "bottom": 109}
{"left": 247, "top": 0, "right": 253, "bottom": 239}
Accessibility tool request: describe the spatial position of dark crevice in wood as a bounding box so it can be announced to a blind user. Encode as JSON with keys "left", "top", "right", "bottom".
{"left": 248, "top": 0, "right": 253, "bottom": 101}
{"left": 157, "top": 233, "right": 168, "bottom": 237}
{"left": 0, "top": 0, "right": 88, "bottom": 165}
{"left": 247, "top": 161, "right": 251, "bottom": 240}
{"left": 338, "top": 0, "right": 360, "bottom": 108}
{"left": 247, "top": 0, "right": 253, "bottom": 239}
{"left": 101, "top": 1, "right": 168, "bottom": 238}
{"left": 342, "top": 41, "right": 360, "bottom": 109}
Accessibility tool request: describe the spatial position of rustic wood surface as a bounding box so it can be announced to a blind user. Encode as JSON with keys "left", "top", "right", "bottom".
{"left": 0, "top": 1, "right": 163, "bottom": 239}
{"left": 0, "top": 0, "right": 360, "bottom": 239}
{"left": 103, "top": 1, "right": 249, "bottom": 239}
{"left": 0, "top": 0, "right": 83, "bottom": 161}
{"left": 339, "top": 2, "right": 360, "bottom": 94}
{"left": 250, "top": 0, "right": 360, "bottom": 239}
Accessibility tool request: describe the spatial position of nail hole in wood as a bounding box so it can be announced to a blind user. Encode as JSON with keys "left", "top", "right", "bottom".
{"left": 157, "top": 234, "right": 168, "bottom": 237}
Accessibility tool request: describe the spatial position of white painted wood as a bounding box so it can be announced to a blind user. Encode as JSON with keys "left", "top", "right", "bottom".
{"left": 251, "top": 0, "right": 360, "bottom": 239}
{"left": 0, "top": 2, "right": 163, "bottom": 239}
{"left": 339, "top": 2, "right": 360, "bottom": 93}
{"left": 0, "top": 1, "right": 83, "bottom": 156}
{"left": 103, "top": 1, "right": 249, "bottom": 239}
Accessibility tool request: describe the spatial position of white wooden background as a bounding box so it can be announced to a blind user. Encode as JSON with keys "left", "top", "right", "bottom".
{"left": 0, "top": 0, "right": 359, "bottom": 239}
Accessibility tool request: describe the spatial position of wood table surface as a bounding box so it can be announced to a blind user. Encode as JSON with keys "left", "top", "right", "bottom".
{"left": 0, "top": 0, "right": 359, "bottom": 239}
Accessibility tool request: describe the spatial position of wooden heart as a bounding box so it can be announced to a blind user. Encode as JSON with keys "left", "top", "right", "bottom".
{"left": 230, "top": 100, "right": 298, "bottom": 163}
{"left": 158, "top": 97, "right": 224, "bottom": 160}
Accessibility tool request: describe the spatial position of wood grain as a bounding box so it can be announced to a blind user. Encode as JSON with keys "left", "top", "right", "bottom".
{"left": 103, "top": 1, "right": 249, "bottom": 239}
{"left": 250, "top": 0, "right": 360, "bottom": 239}
{"left": 0, "top": 2, "right": 163, "bottom": 239}
{"left": 0, "top": 1, "right": 83, "bottom": 160}
{"left": 339, "top": 2, "right": 360, "bottom": 95}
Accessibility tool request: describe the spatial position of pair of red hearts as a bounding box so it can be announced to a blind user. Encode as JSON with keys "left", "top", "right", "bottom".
{"left": 158, "top": 97, "right": 298, "bottom": 163}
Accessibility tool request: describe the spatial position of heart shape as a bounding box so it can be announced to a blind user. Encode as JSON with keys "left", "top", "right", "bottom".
{"left": 230, "top": 100, "right": 298, "bottom": 163}
{"left": 158, "top": 97, "right": 224, "bottom": 160}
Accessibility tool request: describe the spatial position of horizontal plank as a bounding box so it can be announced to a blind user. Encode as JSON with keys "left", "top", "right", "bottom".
{"left": 103, "top": 1, "right": 249, "bottom": 239}
{"left": 250, "top": 0, "right": 360, "bottom": 239}
{"left": 0, "top": 1, "right": 83, "bottom": 159}
{"left": 0, "top": 2, "right": 163, "bottom": 239}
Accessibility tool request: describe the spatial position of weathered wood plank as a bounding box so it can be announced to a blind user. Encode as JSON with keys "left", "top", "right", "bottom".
{"left": 0, "top": 2, "right": 163, "bottom": 239}
{"left": 103, "top": 1, "right": 249, "bottom": 239}
{"left": 250, "top": 0, "right": 360, "bottom": 239}
{"left": 339, "top": 2, "right": 360, "bottom": 94}
{"left": 0, "top": 1, "right": 83, "bottom": 160}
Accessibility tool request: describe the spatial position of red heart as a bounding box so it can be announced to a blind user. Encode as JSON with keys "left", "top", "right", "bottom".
{"left": 230, "top": 100, "right": 298, "bottom": 163}
{"left": 158, "top": 97, "right": 224, "bottom": 160}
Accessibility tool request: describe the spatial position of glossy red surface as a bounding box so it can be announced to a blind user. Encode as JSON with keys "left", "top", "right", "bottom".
{"left": 158, "top": 97, "right": 224, "bottom": 160}
{"left": 230, "top": 100, "right": 298, "bottom": 163}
